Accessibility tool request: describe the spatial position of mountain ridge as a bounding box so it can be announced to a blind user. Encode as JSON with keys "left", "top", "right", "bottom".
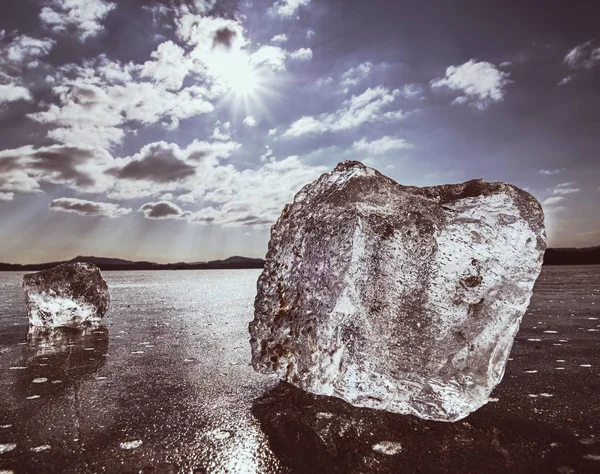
{"left": 0, "top": 255, "right": 266, "bottom": 271}
{"left": 0, "top": 246, "right": 598, "bottom": 271}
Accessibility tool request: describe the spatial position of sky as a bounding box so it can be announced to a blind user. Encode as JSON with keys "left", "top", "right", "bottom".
{"left": 0, "top": 0, "right": 598, "bottom": 264}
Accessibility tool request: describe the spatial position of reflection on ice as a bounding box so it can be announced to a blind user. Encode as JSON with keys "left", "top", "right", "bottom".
{"left": 252, "top": 382, "right": 572, "bottom": 474}
{"left": 11, "top": 325, "right": 110, "bottom": 398}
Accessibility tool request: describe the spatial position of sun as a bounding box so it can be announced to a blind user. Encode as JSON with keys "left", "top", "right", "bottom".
{"left": 211, "top": 50, "right": 260, "bottom": 98}
{"left": 208, "top": 50, "right": 277, "bottom": 118}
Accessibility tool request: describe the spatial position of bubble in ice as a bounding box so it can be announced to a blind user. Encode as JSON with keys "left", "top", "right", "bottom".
{"left": 372, "top": 441, "right": 403, "bottom": 455}
{"left": 32, "top": 378, "right": 48, "bottom": 384}
{"left": 0, "top": 443, "right": 16, "bottom": 454}
{"left": 119, "top": 440, "right": 143, "bottom": 450}
{"left": 210, "top": 429, "right": 232, "bottom": 440}
{"left": 31, "top": 444, "right": 51, "bottom": 452}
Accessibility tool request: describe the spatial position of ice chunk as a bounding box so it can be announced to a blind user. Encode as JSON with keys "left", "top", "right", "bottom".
{"left": 23, "top": 263, "right": 110, "bottom": 327}
{"left": 249, "top": 161, "right": 546, "bottom": 422}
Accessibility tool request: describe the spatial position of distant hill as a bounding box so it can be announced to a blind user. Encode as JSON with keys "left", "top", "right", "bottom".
{"left": 0, "top": 246, "right": 598, "bottom": 271}
{"left": 543, "top": 246, "right": 600, "bottom": 265}
{"left": 0, "top": 255, "right": 266, "bottom": 272}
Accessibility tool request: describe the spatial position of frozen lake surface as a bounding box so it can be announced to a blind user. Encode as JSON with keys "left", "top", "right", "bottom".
{"left": 0, "top": 267, "right": 599, "bottom": 473}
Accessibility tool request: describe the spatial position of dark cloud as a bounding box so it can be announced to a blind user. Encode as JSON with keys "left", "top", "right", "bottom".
{"left": 0, "top": 144, "right": 112, "bottom": 193}
{"left": 139, "top": 200, "right": 188, "bottom": 219}
{"left": 49, "top": 197, "right": 131, "bottom": 218}
{"left": 213, "top": 27, "right": 237, "bottom": 49}
{"left": 107, "top": 143, "right": 196, "bottom": 183}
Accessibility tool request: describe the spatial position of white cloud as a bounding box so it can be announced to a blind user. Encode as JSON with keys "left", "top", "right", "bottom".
{"left": 557, "top": 75, "right": 573, "bottom": 86}
{"left": 40, "top": 0, "right": 116, "bottom": 40}
{"left": 270, "top": 0, "right": 311, "bottom": 18}
{"left": 0, "top": 33, "right": 55, "bottom": 106}
{"left": 283, "top": 86, "right": 405, "bottom": 138}
{"left": 399, "top": 83, "right": 424, "bottom": 99}
{"left": 551, "top": 183, "right": 580, "bottom": 195}
{"left": 564, "top": 40, "right": 600, "bottom": 70}
{"left": 29, "top": 56, "right": 215, "bottom": 148}
{"left": 542, "top": 196, "right": 565, "bottom": 206}
{"left": 0, "top": 192, "right": 14, "bottom": 201}
{"left": 250, "top": 45, "right": 288, "bottom": 71}
{"left": 290, "top": 48, "right": 313, "bottom": 61}
{"left": 212, "top": 121, "right": 231, "bottom": 141}
{"left": 1, "top": 34, "right": 55, "bottom": 70}
{"left": 188, "top": 155, "right": 326, "bottom": 226}
{"left": 313, "top": 76, "right": 333, "bottom": 89}
{"left": 243, "top": 116, "right": 257, "bottom": 127}
{"left": 352, "top": 136, "right": 413, "bottom": 155}
{"left": 141, "top": 41, "right": 192, "bottom": 91}
{"left": 0, "top": 84, "right": 32, "bottom": 104}
{"left": 340, "top": 62, "right": 373, "bottom": 91}
{"left": 431, "top": 59, "right": 511, "bottom": 109}
{"left": 539, "top": 169, "right": 566, "bottom": 176}
{"left": 49, "top": 197, "right": 131, "bottom": 218}
{"left": 271, "top": 33, "right": 288, "bottom": 44}
{"left": 191, "top": 0, "right": 217, "bottom": 14}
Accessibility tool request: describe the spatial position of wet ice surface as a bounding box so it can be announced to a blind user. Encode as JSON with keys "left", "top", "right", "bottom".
{"left": 0, "top": 266, "right": 599, "bottom": 473}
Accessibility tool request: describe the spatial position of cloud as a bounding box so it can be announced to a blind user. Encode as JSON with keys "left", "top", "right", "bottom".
{"left": 340, "top": 62, "right": 373, "bottom": 91}
{"left": 399, "top": 83, "right": 424, "bottom": 99}
{"left": 139, "top": 201, "right": 190, "bottom": 220}
{"left": 49, "top": 197, "right": 131, "bottom": 218}
{"left": 107, "top": 142, "right": 198, "bottom": 183}
{"left": 107, "top": 139, "right": 240, "bottom": 200}
{"left": 40, "top": 0, "right": 116, "bottom": 40}
{"left": 0, "top": 144, "right": 114, "bottom": 195}
{"left": 187, "top": 155, "right": 327, "bottom": 226}
{"left": 191, "top": 0, "right": 217, "bottom": 14}
{"left": 0, "top": 34, "right": 55, "bottom": 71}
{"left": 141, "top": 41, "right": 191, "bottom": 91}
{"left": 0, "top": 32, "right": 55, "bottom": 106}
{"left": 250, "top": 45, "right": 288, "bottom": 71}
{"left": 557, "top": 75, "right": 573, "bottom": 86}
{"left": 430, "top": 59, "right": 511, "bottom": 109}
{"left": 564, "top": 40, "right": 600, "bottom": 70}
{"left": 177, "top": 12, "right": 247, "bottom": 65}
{"left": 283, "top": 86, "right": 405, "bottom": 138}
{"left": 243, "top": 116, "right": 257, "bottom": 127}
{"left": 270, "top": 0, "right": 311, "bottom": 18}
{"left": 0, "top": 84, "right": 32, "bottom": 104}
{"left": 289, "top": 48, "right": 313, "bottom": 61}
{"left": 271, "top": 33, "right": 288, "bottom": 44}
{"left": 539, "top": 169, "right": 566, "bottom": 175}
{"left": 352, "top": 136, "right": 413, "bottom": 154}
{"left": 542, "top": 196, "right": 565, "bottom": 206}
{"left": 0, "top": 192, "right": 14, "bottom": 201}
{"left": 551, "top": 183, "right": 580, "bottom": 195}
{"left": 29, "top": 55, "right": 215, "bottom": 148}
{"left": 212, "top": 121, "right": 231, "bottom": 140}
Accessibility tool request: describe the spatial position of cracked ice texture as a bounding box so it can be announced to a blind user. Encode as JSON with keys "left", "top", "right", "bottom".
{"left": 23, "top": 263, "right": 110, "bottom": 327}
{"left": 249, "top": 161, "right": 546, "bottom": 422}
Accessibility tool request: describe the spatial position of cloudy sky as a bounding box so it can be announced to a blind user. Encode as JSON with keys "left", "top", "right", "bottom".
{"left": 0, "top": 0, "right": 598, "bottom": 264}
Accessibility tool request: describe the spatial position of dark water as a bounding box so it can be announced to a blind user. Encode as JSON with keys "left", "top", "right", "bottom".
{"left": 0, "top": 267, "right": 598, "bottom": 474}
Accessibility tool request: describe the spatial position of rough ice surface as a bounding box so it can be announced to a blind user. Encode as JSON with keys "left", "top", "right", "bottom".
{"left": 249, "top": 160, "right": 546, "bottom": 422}
{"left": 23, "top": 263, "right": 110, "bottom": 327}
